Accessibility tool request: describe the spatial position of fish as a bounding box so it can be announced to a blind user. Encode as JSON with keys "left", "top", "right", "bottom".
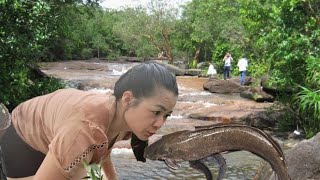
{"left": 144, "top": 124, "right": 291, "bottom": 180}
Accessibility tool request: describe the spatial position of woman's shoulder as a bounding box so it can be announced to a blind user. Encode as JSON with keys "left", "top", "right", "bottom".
{"left": 49, "top": 120, "right": 109, "bottom": 178}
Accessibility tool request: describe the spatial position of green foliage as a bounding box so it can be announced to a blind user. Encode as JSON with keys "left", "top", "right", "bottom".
{"left": 305, "top": 56, "right": 320, "bottom": 88}
{"left": 178, "top": 0, "right": 246, "bottom": 64}
{"left": 188, "top": 59, "right": 198, "bottom": 69}
{"left": 293, "top": 56, "right": 320, "bottom": 138}
{"left": 247, "top": 61, "right": 268, "bottom": 78}
{"left": 0, "top": 0, "right": 97, "bottom": 110}
{"left": 81, "top": 48, "right": 94, "bottom": 59}
{"left": 238, "top": 0, "right": 320, "bottom": 137}
{"left": 295, "top": 87, "right": 320, "bottom": 138}
{"left": 82, "top": 161, "right": 103, "bottom": 180}
{"left": 112, "top": 0, "right": 179, "bottom": 62}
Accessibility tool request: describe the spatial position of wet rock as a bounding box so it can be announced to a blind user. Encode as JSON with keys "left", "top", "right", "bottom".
{"left": 118, "top": 56, "right": 143, "bottom": 62}
{"left": 240, "top": 87, "right": 275, "bottom": 102}
{"left": 241, "top": 110, "right": 284, "bottom": 128}
{"left": 188, "top": 113, "right": 233, "bottom": 124}
{"left": 188, "top": 109, "right": 281, "bottom": 129}
{"left": 65, "top": 80, "right": 85, "bottom": 90}
{"left": 203, "top": 78, "right": 247, "bottom": 93}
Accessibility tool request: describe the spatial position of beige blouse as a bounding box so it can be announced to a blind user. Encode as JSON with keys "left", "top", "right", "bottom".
{"left": 11, "top": 88, "right": 131, "bottom": 178}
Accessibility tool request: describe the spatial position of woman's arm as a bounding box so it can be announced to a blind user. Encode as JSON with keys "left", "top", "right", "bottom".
{"left": 33, "top": 151, "right": 68, "bottom": 180}
{"left": 101, "top": 154, "right": 118, "bottom": 180}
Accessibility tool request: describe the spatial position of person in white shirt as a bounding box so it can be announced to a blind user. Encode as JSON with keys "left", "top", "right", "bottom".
{"left": 207, "top": 63, "right": 217, "bottom": 76}
{"left": 223, "top": 53, "right": 233, "bottom": 80}
{"left": 237, "top": 56, "right": 249, "bottom": 85}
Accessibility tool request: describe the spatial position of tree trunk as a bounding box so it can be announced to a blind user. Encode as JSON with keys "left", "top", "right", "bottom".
{"left": 162, "top": 29, "right": 173, "bottom": 64}
{"left": 194, "top": 47, "right": 201, "bottom": 63}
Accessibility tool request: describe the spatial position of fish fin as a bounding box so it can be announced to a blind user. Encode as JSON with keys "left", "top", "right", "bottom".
{"left": 200, "top": 154, "right": 226, "bottom": 180}
{"left": 164, "top": 159, "right": 181, "bottom": 170}
{"left": 189, "top": 160, "right": 213, "bottom": 180}
{"left": 212, "top": 154, "right": 227, "bottom": 180}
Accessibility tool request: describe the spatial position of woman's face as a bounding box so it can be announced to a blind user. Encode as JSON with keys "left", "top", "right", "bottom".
{"left": 124, "top": 88, "right": 177, "bottom": 141}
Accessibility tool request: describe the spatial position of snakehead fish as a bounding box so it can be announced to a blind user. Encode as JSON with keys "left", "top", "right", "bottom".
{"left": 144, "top": 124, "right": 291, "bottom": 180}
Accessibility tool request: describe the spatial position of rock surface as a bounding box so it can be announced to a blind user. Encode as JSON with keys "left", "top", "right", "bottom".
{"left": 256, "top": 132, "right": 320, "bottom": 180}
{"left": 240, "top": 87, "right": 275, "bottom": 102}
{"left": 203, "top": 77, "right": 248, "bottom": 93}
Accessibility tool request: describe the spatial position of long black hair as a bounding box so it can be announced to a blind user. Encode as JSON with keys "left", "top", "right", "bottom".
{"left": 114, "top": 62, "right": 178, "bottom": 100}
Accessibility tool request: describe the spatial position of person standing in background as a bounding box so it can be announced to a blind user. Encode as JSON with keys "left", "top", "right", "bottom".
{"left": 223, "top": 53, "right": 233, "bottom": 80}
{"left": 207, "top": 63, "right": 217, "bottom": 76}
{"left": 237, "top": 55, "right": 249, "bottom": 86}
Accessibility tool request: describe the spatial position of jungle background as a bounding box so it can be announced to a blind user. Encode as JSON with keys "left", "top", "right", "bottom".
{"left": 0, "top": 0, "right": 319, "bottom": 138}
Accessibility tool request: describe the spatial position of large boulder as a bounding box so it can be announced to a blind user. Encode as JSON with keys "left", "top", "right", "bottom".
{"left": 240, "top": 87, "right": 275, "bottom": 102}
{"left": 256, "top": 132, "right": 320, "bottom": 179}
{"left": 240, "top": 110, "right": 283, "bottom": 128}
{"left": 286, "top": 133, "right": 320, "bottom": 179}
{"left": 149, "top": 60, "right": 185, "bottom": 76}
{"left": 229, "top": 76, "right": 254, "bottom": 86}
{"left": 203, "top": 77, "right": 247, "bottom": 93}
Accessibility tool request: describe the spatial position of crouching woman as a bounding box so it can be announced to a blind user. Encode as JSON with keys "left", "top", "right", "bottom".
{"left": 0, "top": 62, "right": 178, "bottom": 180}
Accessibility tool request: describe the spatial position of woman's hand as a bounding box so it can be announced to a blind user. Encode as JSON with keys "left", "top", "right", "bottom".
{"left": 101, "top": 155, "right": 118, "bottom": 180}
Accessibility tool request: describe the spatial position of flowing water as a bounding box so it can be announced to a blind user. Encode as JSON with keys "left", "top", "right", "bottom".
{"left": 111, "top": 148, "right": 266, "bottom": 180}
{"left": 41, "top": 60, "right": 292, "bottom": 180}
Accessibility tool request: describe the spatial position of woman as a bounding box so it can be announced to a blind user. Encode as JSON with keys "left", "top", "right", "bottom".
{"left": 0, "top": 62, "right": 179, "bottom": 180}
{"left": 223, "top": 52, "right": 233, "bottom": 80}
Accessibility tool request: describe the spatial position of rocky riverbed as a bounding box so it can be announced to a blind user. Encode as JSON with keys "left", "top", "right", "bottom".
{"left": 40, "top": 60, "right": 319, "bottom": 180}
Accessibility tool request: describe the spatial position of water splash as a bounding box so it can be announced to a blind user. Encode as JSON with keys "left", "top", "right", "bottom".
{"left": 168, "top": 114, "right": 184, "bottom": 119}
{"left": 112, "top": 148, "right": 133, "bottom": 155}
{"left": 88, "top": 88, "right": 113, "bottom": 94}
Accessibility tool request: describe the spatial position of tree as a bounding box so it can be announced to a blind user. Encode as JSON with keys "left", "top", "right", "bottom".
{"left": 178, "top": 0, "right": 246, "bottom": 65}
{"left": 0, "top": 0, "right": 100, "bottom": 110}
{"left": 113, "top": 0, "right": 180, "bottom": 64}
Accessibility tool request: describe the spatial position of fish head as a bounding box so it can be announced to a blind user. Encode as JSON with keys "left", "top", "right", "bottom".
{"left": 143, "top": 130, "right": 188, "bottom": 161}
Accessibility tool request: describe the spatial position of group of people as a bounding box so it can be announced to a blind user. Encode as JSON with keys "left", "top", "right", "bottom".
{"left": 208, "top": 52, "right": 248, "bottom": 86}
